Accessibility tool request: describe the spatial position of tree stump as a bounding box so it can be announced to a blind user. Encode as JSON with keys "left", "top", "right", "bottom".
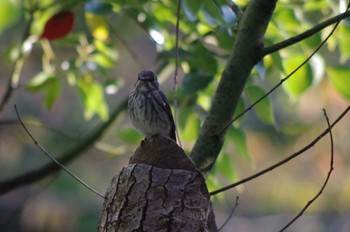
{"left": 98, "top": 135, "right": 217, "bottom": 232}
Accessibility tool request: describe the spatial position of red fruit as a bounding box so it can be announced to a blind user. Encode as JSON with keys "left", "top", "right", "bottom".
{"left": 41, "top": 11, "right": 74, "bottom": 41}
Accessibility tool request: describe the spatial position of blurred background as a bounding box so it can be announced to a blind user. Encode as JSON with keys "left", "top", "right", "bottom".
{"left": 0, "top": 0, "right": 349, "bottom": 231}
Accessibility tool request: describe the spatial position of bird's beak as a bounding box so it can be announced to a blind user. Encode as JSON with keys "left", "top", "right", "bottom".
{"left": 138, "top": 75, "right": 151, "bottom": 82}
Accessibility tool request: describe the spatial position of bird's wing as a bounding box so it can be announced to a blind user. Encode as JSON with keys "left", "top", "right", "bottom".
{"left": 151, "top": 90, "right": 177, "bottom": 141}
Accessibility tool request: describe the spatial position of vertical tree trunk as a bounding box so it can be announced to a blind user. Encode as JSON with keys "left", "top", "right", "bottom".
{"left": 98, "top": 136, "right": 217, "bottom": 232}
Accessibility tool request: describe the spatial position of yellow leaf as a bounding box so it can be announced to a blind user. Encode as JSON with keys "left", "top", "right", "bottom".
{"left": 85, "top": 12, "right": 109, "bottom": 41}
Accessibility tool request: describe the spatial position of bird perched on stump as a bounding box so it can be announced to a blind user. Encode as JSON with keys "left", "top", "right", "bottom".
{"left": 128, "top": 70, "right": 176, "bottom": 142}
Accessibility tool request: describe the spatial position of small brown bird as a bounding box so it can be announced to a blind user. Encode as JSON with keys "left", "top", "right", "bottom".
{"left": 128, "top": 70, "right": 176, "bottom": 142}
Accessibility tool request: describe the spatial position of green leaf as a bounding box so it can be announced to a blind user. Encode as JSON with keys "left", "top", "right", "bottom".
{"left": 221, "top": 5, "right": 237, "bottom": 26}
{"left": 232, "top": 97, "right": 246, "bottom": 125}
{"left": 26, "top": 72, "right": 62, "bottom": 109}
{"left": 216, "top": 152, "right": 236, "bottom": 182}
{"left": 187, "top": 42, "right": 218, "bottom": 75}
{"left": 117, "top": 128, "right": 142, "bottom": 143}
{"left": 27, "top": 72, "right": 56, "bottom": 92}
{"left": 182, "top": 72, "right": 214, "bottom": 95}
{"left": 205, "top": 172, "right": 221, "bottom": 193}
{"left": 97, "top": 101, "right": 109, "bottom": 121}
{"left": 303, "top": 33, "right": 322, "bottom": 49}
{"left": 44, "top": 78, "right": 61, "bottom": 109}
{"left": 270, "top": 51, "right": 284, "bottom": 72}
{"left": 178, "top": 106, "right": 192, "bottom": 130}
{"left": 51, "top": 32, "right": 82, "bottom": 47}
{"left": 280, "top": 122, "right": 310, "bottom": 136}
{"left": 94, "top": 40, "right": 118, "bottom": 64}
{"left": 179, "top": 111, "right": 200, "bottom": 141}
{"left": 202, "top": 0, "right": 225, "bottom": 26}
{"left": 27, "top": 72, "right": 61, "bottom": 109}
{"left": 282, "top": 55, "right": 313, "bottom": 99}
{"left": 91, "top": 53, "right": 116, "bottom": 68}
{"left": 0, "top": 0, "right": 21, "bottom": 33}
{"left": 152, "top": 3, "right": 177, "bottom": 24}
{"left": 85, "top": 0, "right": 112, "bottom": 15}
{"left": 328, "top": 66, "right": 350, "bottom": 100}
{"left": 94, "top": 40, "right": 118, "bottom": 61}
{"left": 245, "top": 85, "right": 275, "bottom": 124}
{"left": 77, "top": 76, "right": 109, "bottom": 121}
{"left": 216, "top": 29, "right": 234, "bottom": 51}
{"left": 112, "top": 0, "right": 148, "bottom": 7}
{"left": 200, "top": 9, "right": 218, "bottom": 26}
{"left": 304, "top": 0, "right": 328, "bottom": 11}
{"left": 338, "top": 24, "right": 350, "bottom": 62}
{"left": 182, "top": 0, "right": 202, "bottom": 22}
{"left": 227, "top": 128, "right": 250, "bottom": 162}
{"left": 274, "top": 6, "right": 301, "bottom": 32}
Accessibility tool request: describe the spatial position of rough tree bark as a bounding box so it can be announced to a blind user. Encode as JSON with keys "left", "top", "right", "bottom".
{"left": 98, "top": 1, "right": 278, "bottom": 230}
{"left": 98, "top": 135, "right": 217, "bottom": 232}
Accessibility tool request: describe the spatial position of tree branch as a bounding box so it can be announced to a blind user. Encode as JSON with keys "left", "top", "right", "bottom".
{"left": 0, "top": 119, "right": 75, "bottom": 139}
{"left": 262, "top": 10, "right": 350, "bottom": 57}
{"left": 224, "top": 0, "right": 243, "bottom": 21}
{"left": 210, "top": 105, "right": 349, "bottom": 196}
{"left": 14, "top": 105, "right": 104, "bottom": 198}
{"left": 279, "top": 109, "right": 334, "bottom": 231}
{"left": 190, "top": 0, "right": 277, "bottom": 174}
{"left": 218, "top": 2, "right": 350, "bottom": 135}
{"left": 0, "top": 99, "right": 127, "bottom": 195}
{"left": 217, "top": 196, "right": 239, "bottom": 231}
{"left": 173, "top": 0, "right": 182, "bottom": 146}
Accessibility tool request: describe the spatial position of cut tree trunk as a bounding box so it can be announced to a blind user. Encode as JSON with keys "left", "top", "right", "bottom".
{"left": 98, "top": 135, "right": 217, "bottom": 232}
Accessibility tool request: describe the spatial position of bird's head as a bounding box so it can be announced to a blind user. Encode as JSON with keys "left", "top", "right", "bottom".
{"left": 135, "top": 70, "right": 159, "bottom": 92}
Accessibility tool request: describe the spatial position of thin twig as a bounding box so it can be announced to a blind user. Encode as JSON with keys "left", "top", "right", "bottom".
{"left": 0, "top": 119, "right": 75, "bottom": 139}
{"left": 173, "top": 0, "right": 182, "bottom": 147}
{"left": 218, "top": 196, "right": 239, "bottom": 232}
{"left": 14, "top": 105, "right": 105, "bottom": 199}
{"left": 262, "top": 10, "right": 350, "bottom": 56}
{"left": 279, "top": 109, "right": 334, "bottom": 232}
{"left": 0, "top": 99, "right": 128, "bottom": 195}
{"left": 217, "top": 3, "right": 350, "bottom": 135}
{"left": 224, "top": 0, "right": 243, "bottom": 21}
{"left": 210, "top": 105, "right": 349, "bottom": 196}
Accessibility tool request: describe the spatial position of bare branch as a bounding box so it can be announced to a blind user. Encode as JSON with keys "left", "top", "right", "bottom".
{"left": 262, "top": 11, "right": 350, "bottom": 57}
{"left": 210, "top": 105, "right": 349, "bottom": 196}
{"left": 224, "top": 0, "right": 243, "bottom": 21}
{"left": 0, "top": 99, "right": 127, "bottom": 195}
{"left": 279, "top": 109, "right": 334, "bottom": 231}
{"left": 173, "top": 0, "right": 182, "bottom": 147}
{"left": 14, "top": 105, "right": 104, "bottom": 199}
{"left": 0, "top": 119, "right": 75, "bottom": 140}
{"left": 218, "top": 196, "right": 239, "bottom": 232}
{"left": 217, "top": 3, "right": 350, "bottom": 135}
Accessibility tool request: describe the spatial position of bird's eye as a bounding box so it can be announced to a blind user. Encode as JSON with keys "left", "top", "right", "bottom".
{"left": 137, "top": 71, "right": 156, "bottom": 82}
{"left": 143, "top": 75, "right": 154, "bottom": 82}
